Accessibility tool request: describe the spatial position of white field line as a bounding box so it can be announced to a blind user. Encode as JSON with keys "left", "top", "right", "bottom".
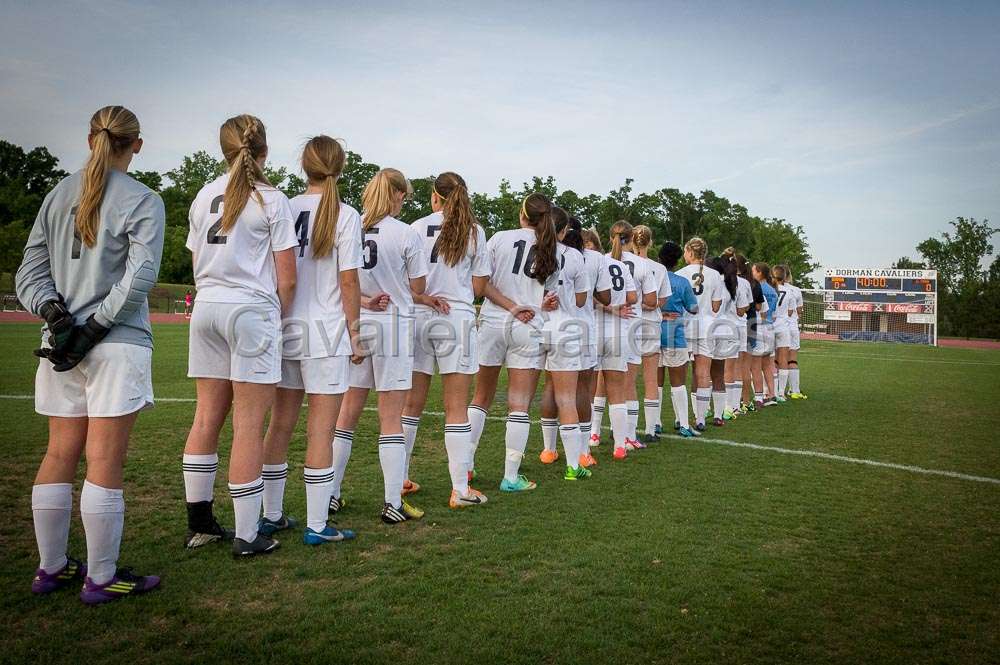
{"left": 2, "top": 393, "right": 998, "bottom": 486}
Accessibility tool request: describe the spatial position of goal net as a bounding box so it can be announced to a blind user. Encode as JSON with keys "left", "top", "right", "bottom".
{"left": 800, "top": 288, "right": 938, "bottom": 346}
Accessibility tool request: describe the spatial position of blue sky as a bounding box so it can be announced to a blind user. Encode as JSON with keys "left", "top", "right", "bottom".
{"left": 2, "top": 0, "right": 998, "bottom": 275}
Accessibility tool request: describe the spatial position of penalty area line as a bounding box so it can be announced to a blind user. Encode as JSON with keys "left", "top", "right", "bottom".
{"left": 2, "top": 393, "right": 998, "bottom": 486}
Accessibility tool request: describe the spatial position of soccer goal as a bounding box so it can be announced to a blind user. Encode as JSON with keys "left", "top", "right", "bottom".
{"left": 800, "top": 268, "right": 938, "bottom": 346}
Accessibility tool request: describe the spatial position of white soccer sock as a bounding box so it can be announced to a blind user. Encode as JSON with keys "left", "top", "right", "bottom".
{"left": 694, "top": 387, "right": 711, "bottom": 425}
{"left": 656, "top": 387, "right": 664, "bottom": 427}
{"left": 590, "top": 396, "right": 606, "bottom": 438}
{"left": 609, "top": 403, "right": 628, "bottom": 450}
{"left": 540, "top": 417, "right": 559, "bottom": 453}
{"left": 626, "top": 400, "right": 639, "bottom": 440}
{"left": 778, "top": 369, "right": 789, "bottom": 396}
{"left": 723, "top": 383, "right": 737, "bottom": 412}
{"left": 303, "top": 466, "right": 335, "bottom": 533}
{"left": 732, "top": 381, "right": 744, "bottom": 409}
{"left": 643, "top": 399, "right": 659, "bottom": 435}
{"left": 712, "top": 391, "right": 727, "bottom": 420}
{"left": 330, "top": 429, "right": 353, "bottom": 499}
{"left": 80, "top": 480, "right": 124, "bottom": 586}
{"left": 559, "top": 424, "right": 581, "bottom": 468}
{"left": 32, "top": 483, "right": 72, "bottom": 574}
{"left": 378, "top": 434, "right": 406, "bottom": 509}
{"left": 580, "top": 421, "right": 592, "bottom": 446}
{"left": 444, "top": 423, "right": 471, "bottom": 494}
{"left": 755, "top": 391, "right": 764, "bottom": 403}
{"left": 229, "top": 477, "right": 264, "bottom": 542}
{"left": 670, "top": 386, "right": 690, "bottom": 430}
{"left": 467, "top": 405, "right": 488, "bottom": 472}
{"left": 401, "top": 415, "right": 420, "bottom": 479}
{"left": 182, "top": 453, "right": 218, "bottom": 503}
{"left": 790, "top": 367, "right": 801, "bottom": 393}
{"left": 503, "top": 412, "right": 530, "bottom": 483}
{"left": 261, "top": 463, "right": 288, "bottom": 521}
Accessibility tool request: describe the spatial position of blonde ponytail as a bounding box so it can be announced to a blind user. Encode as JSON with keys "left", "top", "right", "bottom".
{"left": 632, "top": 225, "right": 652, "bottom": 251}
{"left": 219, "top": 114, "right": 270, "bottom": 234}
{"left": 609, "top": 220, "right": 633, "bottom": 261}
{"left": 301, "top": 135, "right": 346, "bottom": 258}
{"left": 77, "top": 106, "right": 140, "bottom": 247}
{"left": 361, "top": 168, "right": 410, "bottom": 231}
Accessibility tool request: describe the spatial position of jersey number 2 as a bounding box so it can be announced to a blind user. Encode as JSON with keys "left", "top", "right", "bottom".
{"left": 206, "top": 195, "right": 227, "bottom": 245}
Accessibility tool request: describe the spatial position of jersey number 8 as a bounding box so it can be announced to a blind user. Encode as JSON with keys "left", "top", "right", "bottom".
{"left": 608, "top": 264, "right": 625, "bottom": 291}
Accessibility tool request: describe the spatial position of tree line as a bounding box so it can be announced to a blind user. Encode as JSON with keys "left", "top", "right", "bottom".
{"left": 0, "top": 138, "right": 819, "bottom": 290}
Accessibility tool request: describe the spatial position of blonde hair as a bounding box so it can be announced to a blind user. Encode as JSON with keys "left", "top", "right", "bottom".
{"left": 772, "top": 264, "right": 788, "bottom": 284}
{"left": 434, "top": 171, "right": 477, "bottom": 267}
{"left": 685, "top": 236, "right": 708, "bottom": 283}
{"left": 632, "top": 225, "right": 653, "bottom": 250}
{"left": 609, "top": 220, "right": 633, "bottom": 261}
{"left": 301, "top": 136, "right": 346, "bottom": 259}
{"left": 219, "top": 114, "right": 270, "bottom": 234}
{"left": 77, "top": 106, "right": 141, "bottom": 247}
{"left": 581, "top": 227, "right": 603, "bottom": 253}
{"left": 361, "top": 168, "right": 411, "bottom": 230}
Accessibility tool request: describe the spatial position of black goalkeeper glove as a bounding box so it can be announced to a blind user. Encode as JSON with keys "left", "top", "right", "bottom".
{"left": 33, "top": 298, "right": 75, "bottom": 361}
{"left": 51, "top": 315, "right": 111, "bottom": 372}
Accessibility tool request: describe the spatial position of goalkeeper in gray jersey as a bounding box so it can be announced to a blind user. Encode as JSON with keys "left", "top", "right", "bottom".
{"left": 14, "top": 106, "right": 164, "bottom": 605}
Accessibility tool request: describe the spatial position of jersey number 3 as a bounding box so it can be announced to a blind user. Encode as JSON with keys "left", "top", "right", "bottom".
{"left": 691, "top": 273, "right": 704, "bottom": 295}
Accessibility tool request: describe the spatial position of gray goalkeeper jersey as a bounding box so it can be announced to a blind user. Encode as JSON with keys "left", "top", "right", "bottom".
{"left": 15, "top": 169, "right": 165, "bottom": 348}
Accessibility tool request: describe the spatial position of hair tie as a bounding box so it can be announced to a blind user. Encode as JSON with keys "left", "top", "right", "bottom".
{"left": 619, "top": 233, "right": 630, "bottom": 244}
{"left": 433, "top": 185, "right": 447, "bottom": 201}
{"left": 520, "top": 198, "right": 529, "bottom": 220}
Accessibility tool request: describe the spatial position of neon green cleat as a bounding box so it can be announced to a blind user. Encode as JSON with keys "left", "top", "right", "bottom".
{"left": 500, "top": 475, "right": 537, "bottom": 492}
{"left": 564, "top": 466, "right": 593, "bottom": 481}
{"left": 722, "top": 408, "right": 735, "bottom": 420}
{"left": 789, "top": 392, "right": 808, "bottom": 400}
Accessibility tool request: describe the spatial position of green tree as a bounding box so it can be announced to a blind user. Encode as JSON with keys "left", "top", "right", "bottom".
{"left": 892, "top": 256, "right": 926, "bottom": 269}
{"left": 129, "top": 170, "right": 163, "bottom": 192}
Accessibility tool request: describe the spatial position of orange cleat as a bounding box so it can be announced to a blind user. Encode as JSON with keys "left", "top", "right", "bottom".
{"left": 613, "top": 447, "right": 628, "bottom": 460}
{"left": 402, "top": 479, "right": 420, "bottom": 496}
{"left": 579, "top": 453, "right": 598, "bottom": 468}
{"left": 539, "top": 449, "right": 559, "bottom": 464}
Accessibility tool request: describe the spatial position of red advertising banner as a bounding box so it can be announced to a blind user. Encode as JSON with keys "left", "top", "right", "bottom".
{"left": 884, "top": 303, "right": 927, "bottom": 313}
{"left": 835, "top": 302, "right": 875, "bottom": 312}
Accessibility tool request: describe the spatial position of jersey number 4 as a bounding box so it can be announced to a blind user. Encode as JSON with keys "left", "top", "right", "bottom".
{"left": 294, "top": 211, "right": 310, "bottom": 257}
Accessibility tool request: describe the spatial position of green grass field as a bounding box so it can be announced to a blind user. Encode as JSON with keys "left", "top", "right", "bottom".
{"left": 1, "top": 323, "right": 999, "bottom": 664}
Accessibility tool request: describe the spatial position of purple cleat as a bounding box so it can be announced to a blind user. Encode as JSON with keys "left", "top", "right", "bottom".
{"left": 32, "top": 556, "right": 86, "bottom": 594}
{"left": 80, "top": 568, "right": 160, "bottom": 605}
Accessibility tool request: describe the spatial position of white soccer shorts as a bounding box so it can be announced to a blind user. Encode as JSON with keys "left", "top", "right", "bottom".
{"left": 349, "top": 315, "right": 414, "bottom": 391}
{"left": 35, "top": 342, "right": 153, "bottom": 417}
{"left": 478, "top": 319, "right": 543, "bottom": 370}
{"left": 188, "top": 302, "right": 282, "bottom": 384}
{"left": 279, "top": 356, "right": 350, "bottom": 394}
{"left": 413, "top": 309, "right": 478, "bottom": 376}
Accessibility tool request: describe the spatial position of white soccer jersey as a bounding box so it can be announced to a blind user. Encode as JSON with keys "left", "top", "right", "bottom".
{"left": 596, "top": 255, "right": 637, "bottom": 337}
{"left": 546, "top": 244, "right": 589, "bottom": 328}
{"left": 283, "top": 195, "right": 363, "bottom": 359}
{"left": 580, "top": 249, "right": 612, "bottom": 341}
{"left": 479, "top": 228, "right": 561, "bottom": 324}
{"left": 675, "top": 263, "right": 725, "bottom": 339}
{"left": 358, "top": 215, "right": 428, "bottom": 317}
{"left": 410, "top": 211, "right": 489, "bottom": 314}
{"left": 730, "top": 276, "right": 754, "bottom": 322}
{"left": 187, "top": 174, "right": 298, "bottom": 307}
{"left": 787, "top": 284, "right": 803, "bottom": 320}
{"left": 621, "top": 251, "right": 658, "bottom": 301}
{"left": 774, "top": 284, "right": 794, "bottom": 326}
{"left": 643, "top": 257, "right": 672, "bottom": 324}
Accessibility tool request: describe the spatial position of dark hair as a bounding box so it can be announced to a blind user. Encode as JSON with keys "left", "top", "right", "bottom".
{"left": 434, "top": 171, "right": 477, "bottom": 267}
{"left": 658, "top": 241, "right": 683, "bottom": 271}
{"left": 521, "top": 193, "right": 558, "bottom": 284}
{"left": 709, "top": 256, "right": 738, "bottom": 299}
{"left": 752, "top": 262, "right": 773, "bottom": 286}
{"left": 561, "top": 215, "right": 584, "bottom": 252}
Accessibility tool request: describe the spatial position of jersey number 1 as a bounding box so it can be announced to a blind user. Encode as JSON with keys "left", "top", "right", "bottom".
{"left": 511, "top": 239, "right": 537, "bottom": 278}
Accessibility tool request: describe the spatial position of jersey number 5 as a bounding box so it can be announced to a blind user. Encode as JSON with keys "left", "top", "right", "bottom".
{"left": 363, "top": 227, "right": 379, "bottom": 269}
{"left": 206, "top": 195, "right": 227, "bottom": 245}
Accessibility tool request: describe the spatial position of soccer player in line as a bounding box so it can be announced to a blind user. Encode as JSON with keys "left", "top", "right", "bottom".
{"left": 614, "top": 221, "right": 660, "bottom": 449}
{"left": 655, "top": 241, "right": 700, "bottom": 438}
{"left": 779, "top": 265, "right": 808, "bottom": 399}
{"left": 750, "top": 262, "right": 778, "bottom": 407}
{"left": 182, "top": 114, "right": 298, "bottom": 557}
{"left": 727, "top": 250, "right": 758, "bottom": 413}
{"left": 675, "top": 238, "right": 727, "bottom": 430}
{"left": 771, "top": 265, "right": 794, "bottom": 403}
{"left": 589, "top": 226, "right": 639, "bottom": 459}
{"left": 538, "top": 217, "right": 610, "bottom": 469}
{"left": 630, "top": 225, "right": 671, "bottom": 443}
{"left": 402, "top": 172, "right": 491, "bottom": 509}
{"left": 257, "top": 136, "right": 363, "bottom": 545}
{"left": 712, "top": 252, "right": 752, "bottom": 420}
{"left": 18, "top": 105, "right": 165, "bottom": 603}
{"left": 467, "top": 193, "right": 561, "bottom": 492}
{"left": 332, "top": 168, "right": 429, "bottom": 524}
{"left": 741, "top": 255, "right": 766, "bottom": 411}
{"left": 535, "top": 207, "right": 594, "bottom": 481}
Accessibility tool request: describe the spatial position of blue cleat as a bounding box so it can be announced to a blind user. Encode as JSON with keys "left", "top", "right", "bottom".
{"left": 303, "top": 525, "right": 356, "bottom": 545}
{"left": 654, "top": 423, "right": 663, "bottom": 435}
{"left": 258, "top": 513, "right": 298, "bottom": 536}
{"left": 677, "top": 427, "right": 698, "bottom": 438}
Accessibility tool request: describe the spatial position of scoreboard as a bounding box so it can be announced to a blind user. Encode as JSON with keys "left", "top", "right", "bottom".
{"left": 824, "top": 268, "right": 937, "bottom": 293}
